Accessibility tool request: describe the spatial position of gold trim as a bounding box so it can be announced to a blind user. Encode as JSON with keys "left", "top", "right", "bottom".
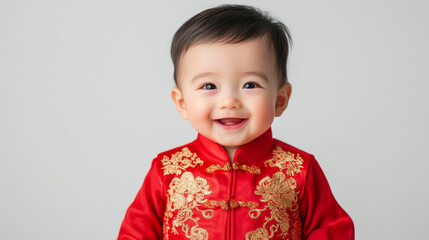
{"left": 206, "top": 162, "right": 261, "bottom": 174}
{"left": 204, "top": 199, "right": 258, "bottom": 211}
{"left": 205, "top": 163, "right": 231, "bottom": 173}
{"left": 234, "top": 162, "right": 261, "bottom": 174}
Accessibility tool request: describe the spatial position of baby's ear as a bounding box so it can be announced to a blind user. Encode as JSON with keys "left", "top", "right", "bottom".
{"left": 275, "top": 83, "right": 292, "bottom": 117}
{"left": 171, "top": 87, "right": 189, "bottom": 120}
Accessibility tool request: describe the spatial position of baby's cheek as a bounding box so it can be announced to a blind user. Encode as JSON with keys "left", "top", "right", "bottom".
{"left": 255, "top": 96, "right": 276, "bottom": 116}
{"left": 188, "top": 100, "right": 212, "bottom": 122}
{"left": 262, "top": 100, "right": 277, "bottom": 126}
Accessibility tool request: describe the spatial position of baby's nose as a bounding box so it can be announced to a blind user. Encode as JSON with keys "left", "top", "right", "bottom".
{"left": 217, "top": 92, "right": 242, "bottom": 109}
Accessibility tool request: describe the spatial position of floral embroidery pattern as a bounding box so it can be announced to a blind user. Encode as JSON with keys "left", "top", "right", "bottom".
{"left": 206, "top": 162, "right": 261, "bottom": 174}
{"left": 204, "top": 199, "right": 258, "bottom": 211}
{"left": 161, "top": 147, "right": 203, "bottom": 175}
{"left": 164, "top": 172, "right": 213, "bottom": 240}
{"left": 247, "top": 172, "right": 299, "bottom": 239}
{"left": 246, "top": 146, "right": 303, "bottom": 240}
{"left": 264, "top": 146, "right": 303, "bottom": 176}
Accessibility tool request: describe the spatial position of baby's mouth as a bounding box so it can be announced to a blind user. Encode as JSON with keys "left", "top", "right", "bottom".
{"left": 215, "top": 118, "right": 247, "bottom": 126}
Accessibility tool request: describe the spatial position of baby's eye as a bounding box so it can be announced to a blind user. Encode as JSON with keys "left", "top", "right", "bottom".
{"left": 201, "top": 83, "right": 217, "bottom": 90}
{"left": 243, "top": 82, "right": 259, "bottom": 89}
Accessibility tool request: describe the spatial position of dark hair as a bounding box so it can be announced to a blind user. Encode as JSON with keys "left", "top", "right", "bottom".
{"left": 171, "top": 4, "right": 292, "bottom": 86}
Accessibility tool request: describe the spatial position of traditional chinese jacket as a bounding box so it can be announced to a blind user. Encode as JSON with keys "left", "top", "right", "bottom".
{"left": 118, "top": 129, "right": 354, "bottom": 240}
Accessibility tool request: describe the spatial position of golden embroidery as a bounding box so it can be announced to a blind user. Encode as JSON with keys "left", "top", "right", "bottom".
{"left": 205, "top": 162, "right": 261, "bottom": 174}
{"left": 204, "top": 199, "right": 258, "bottom": 210}
{"left": 204, "top": 200, "right": 227, "bottom": 210}
{"left": 246, "top": 146, "right": 304, "bottom": 240}
{"left": 264, "top": 146, "right": 303, "bottom": 176}
{"left": 235, "top": 162, "right": 262, "bottom": 174}
{"left": 161, "top": 147, "right": 203, "bottom": 175}
{"left": 247, "top": 172, "right": 299, "bottom": 239}
{"left": 205, "top": 163, "right": 231, "bottom": 173}
{"left": 164, "top": 172, "right": 213, "bottom": 240}
{"left": 246, "top": 225, "right": 278, "bottom": 240}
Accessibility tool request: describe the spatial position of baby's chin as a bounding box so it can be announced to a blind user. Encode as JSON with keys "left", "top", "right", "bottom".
{"left": 197, "top": 129, "right": 261, "bottom": 148}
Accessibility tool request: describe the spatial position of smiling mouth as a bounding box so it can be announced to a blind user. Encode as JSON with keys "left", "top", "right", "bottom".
{"left": 214, "top": 118, "right": 247, "bottom": 127}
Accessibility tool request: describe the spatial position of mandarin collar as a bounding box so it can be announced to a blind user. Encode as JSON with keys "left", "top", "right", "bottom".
{"left": 194, "top": 128, "right": 274, "bottom": 165}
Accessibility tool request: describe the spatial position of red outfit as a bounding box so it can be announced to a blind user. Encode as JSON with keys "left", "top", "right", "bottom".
{"left": 118, "top": 129, "right": 354, "bottom": 240}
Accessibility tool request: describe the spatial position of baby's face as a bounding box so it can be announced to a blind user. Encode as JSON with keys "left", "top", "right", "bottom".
{"left": 172, "top": 38, "right": 291, "bottom": 149}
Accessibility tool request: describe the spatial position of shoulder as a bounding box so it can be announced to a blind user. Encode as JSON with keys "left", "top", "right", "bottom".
{"left": 153, "top": 140, "right": 199, "bottom": 162}
{"left": 273, "top": 139, "right": 314, "bottom": 160}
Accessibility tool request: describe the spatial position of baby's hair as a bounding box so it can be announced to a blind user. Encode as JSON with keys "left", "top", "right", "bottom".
{"left": 171, "top": 4, "right": 292, "bottom": 86}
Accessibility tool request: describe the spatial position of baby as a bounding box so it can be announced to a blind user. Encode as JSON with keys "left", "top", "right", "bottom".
{"left": 118, "top": 4, "right": 354, "bottom": 240}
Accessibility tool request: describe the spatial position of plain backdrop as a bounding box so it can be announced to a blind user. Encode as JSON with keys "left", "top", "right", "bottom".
{"left": 1, "top": 0, "right": 428, "bottom": 239}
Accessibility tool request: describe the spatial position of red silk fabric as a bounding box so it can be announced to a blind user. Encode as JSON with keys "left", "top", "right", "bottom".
{"left": 118, "top": 129, "right": 354, "bottom": 239}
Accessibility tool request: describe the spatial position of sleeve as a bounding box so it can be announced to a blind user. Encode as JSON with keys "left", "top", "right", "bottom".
{"left": 300, "top": 157, "right": 355, "bottom": 240}
{"left": 117, "top": 159, "right": 165, "bottom": 240}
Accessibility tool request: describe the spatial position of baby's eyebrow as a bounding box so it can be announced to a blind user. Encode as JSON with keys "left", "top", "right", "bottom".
{"left": 191, "top": 72, "right": 218, "bottom": 83}
{"left": 191, "top": 71, "right": 269, "bottom": 83}
{"left": 242, "top": 71, "right": 269, "bottom": 82}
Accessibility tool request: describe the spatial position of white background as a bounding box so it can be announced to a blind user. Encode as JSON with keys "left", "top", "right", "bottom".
{"left": 1, "top": 0, "right": 428, "bottom": 239}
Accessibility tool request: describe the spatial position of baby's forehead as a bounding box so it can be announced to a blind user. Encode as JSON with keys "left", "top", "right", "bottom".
{"left": 185, "top": 36, "right": 273, "bottom": 54}
{"left": 176, "top": 38, "right": 279, "bottom": 86}
{"left": 179, "top": 38, "right": 276, "bottom": 65}
{"left": 179, "top": 37, "right": 275, "bottom": 67}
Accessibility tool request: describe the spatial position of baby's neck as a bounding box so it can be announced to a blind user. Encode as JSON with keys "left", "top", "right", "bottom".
{"left": 223, "top": 146, "right": 239, "bottom": 163}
